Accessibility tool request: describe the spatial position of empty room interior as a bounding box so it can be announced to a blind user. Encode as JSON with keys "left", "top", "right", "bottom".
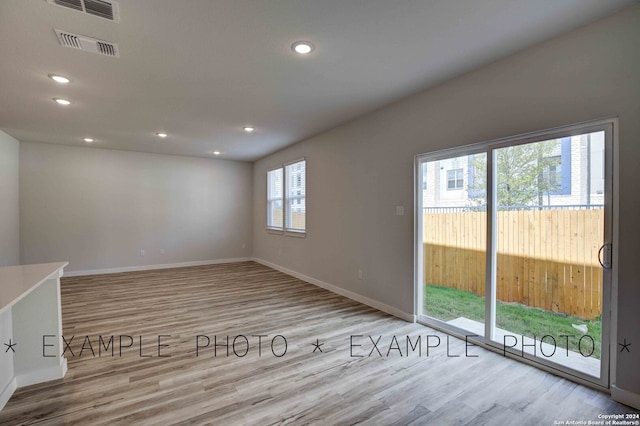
{"left": 1, "top": 0, "right": 640, "bottom": 424}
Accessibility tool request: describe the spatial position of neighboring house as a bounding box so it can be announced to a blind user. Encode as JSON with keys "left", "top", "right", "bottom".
{"left": 422, "top": 132, "right": 605, "bottom": 209}
{"left": 286, "top": 161, "right": 306, "bottom": 213}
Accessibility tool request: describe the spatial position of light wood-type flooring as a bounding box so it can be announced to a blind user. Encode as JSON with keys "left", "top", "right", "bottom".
{"left": 0, "top": 261, "right": 637, "bottom": 425}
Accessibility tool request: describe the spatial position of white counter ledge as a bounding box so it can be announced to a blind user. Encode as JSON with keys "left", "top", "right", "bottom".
{"left": 0, "top": 262, "right": 69, "bottom": 411}
{"left": 0, "top": 262, "right": 68, "bottom": 314}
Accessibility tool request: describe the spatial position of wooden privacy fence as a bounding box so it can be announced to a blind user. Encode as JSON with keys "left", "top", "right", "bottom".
{"left": 423, "top": 208, "right": 604, "bottom": 320}
{"left": 270, "top": 209, "right": 305, "bottom": 230}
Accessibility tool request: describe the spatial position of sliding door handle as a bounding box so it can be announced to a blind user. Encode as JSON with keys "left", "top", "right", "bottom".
{"left": 598, "top": 243, "right": 612, "bottom": 270}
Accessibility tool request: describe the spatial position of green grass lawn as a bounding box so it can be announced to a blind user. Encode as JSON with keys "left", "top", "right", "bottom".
{"left": 424, "top": 284, "right": 602, "bottom": 359}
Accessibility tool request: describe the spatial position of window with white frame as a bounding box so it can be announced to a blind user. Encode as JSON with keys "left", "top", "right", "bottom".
{"left": 447, "top": 168, "right": 464, "bottom": 190}
{"left": 267, "top": 168, "right": 283, "bottom": 229}
{"left": 285, "top": 160, "right": 306, "bottom": 232}
{"left": 267, "top": 159, "right": 306, "bottom": 233}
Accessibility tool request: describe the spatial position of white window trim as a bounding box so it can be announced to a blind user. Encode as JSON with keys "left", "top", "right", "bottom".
{"left": 285, "top": 229, "right": 307, "bottom": 238}
{"left": 446, "top": 168, "right": 464, "bottom": 190}
{"left": 267, "top": 158, "right": 306, "bottom": 236}
{"left": 266, "top": 166, "right": 284, "bottom": 232}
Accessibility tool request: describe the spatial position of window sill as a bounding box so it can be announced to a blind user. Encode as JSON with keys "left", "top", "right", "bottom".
{"left": 285, "top": 230, "right": 306, "bottom": 238}
{"left": 267, "top": 228, "right": 284, "bottom": 235}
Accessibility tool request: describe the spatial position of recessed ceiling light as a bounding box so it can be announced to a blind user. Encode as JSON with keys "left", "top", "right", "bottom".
{"left": 83, "top": 137, "right": 94, "bottom": 143}
{"left": 53, "top": 98, "right": 71, "bottom": 105}
{"left": 156, "top": 132, "right": 168, "bottom": 138}
{"left": 49, "top": 74, "right": 71, "bottom": 84}
{"left": 243, "top": 126, "right": 255, "bottom": 133}
{"left": 212, "top": 151, "right": 221, "bottom": 156}
{"left": 291, "top": 41, "right": 314, "bottom": 54}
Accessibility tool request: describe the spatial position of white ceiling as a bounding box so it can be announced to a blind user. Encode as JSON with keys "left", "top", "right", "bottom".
{"left": 0, "top": 0, "right": 636, "bottom": 161}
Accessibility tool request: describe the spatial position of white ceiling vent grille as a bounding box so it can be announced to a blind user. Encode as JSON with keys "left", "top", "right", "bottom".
{"left": 48, "top": 0, "right": 120, "bottom": 23}
{"left": 54, "top": 29, "right": 120, "bottom": 58}
{"left": 53, "top": 0, "right": 83, "bottom": 11}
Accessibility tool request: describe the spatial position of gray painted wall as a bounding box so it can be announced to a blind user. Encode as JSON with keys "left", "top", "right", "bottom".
{"left": 253, "top": 6, "right": 640, "bottom": 394}
{"left": 0, "top": 130, "right": 20, "bottom": 267}
{"left": 20, "top": 142, "right": 253, "bottom": 272}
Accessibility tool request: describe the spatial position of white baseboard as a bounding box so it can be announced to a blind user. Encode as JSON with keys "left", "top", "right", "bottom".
{"left": 252, "top": 257, "right": 416, "bottom": 323}
{"left": 0, "top": 377, "right": 17, "bottom": 412}
{"left": 64, "top": 257, "right": 253, "bottom": 277}
{"left": 611, "top": 385, "right": 640, "bottom": 410}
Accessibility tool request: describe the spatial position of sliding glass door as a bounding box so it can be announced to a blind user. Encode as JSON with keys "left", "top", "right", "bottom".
{"left": 416, "top": 120, "right": 613, "bottom": 387}
{"left": 419, "top": 153, "right": 487, "bottom": 335}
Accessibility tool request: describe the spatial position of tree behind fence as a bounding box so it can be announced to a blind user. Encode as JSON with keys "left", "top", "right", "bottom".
{"left": 423, "top": 208, "right": 603, "bottom": 320}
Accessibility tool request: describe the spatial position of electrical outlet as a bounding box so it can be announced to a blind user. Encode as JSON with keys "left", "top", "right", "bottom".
{"left": 139, "top": 249, "right": 145, "bottom": 257}
{"left": 159, "top": 249, "right": 165, "bottom": 255}
{"left": 358, "top": 270, "right": 363, "bottom": 280}
{"left": 242, "top": 243, "right": 246, "bottom": 249}
{"left": 395, "top": 206, "right": 405, "bottom": 216}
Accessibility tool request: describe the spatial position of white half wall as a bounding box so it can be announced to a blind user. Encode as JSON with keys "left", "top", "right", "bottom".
{"left": 0, "top": 308, "right": 15, "bottom": 411}
{"left": 252, "top": 5, "right": 640, "bottom": 403}
{"left": 0, "top": 130, "right": 20, "bottom": 267}
{"left": 20, "top": 142, "right": 253, "bottom": 273}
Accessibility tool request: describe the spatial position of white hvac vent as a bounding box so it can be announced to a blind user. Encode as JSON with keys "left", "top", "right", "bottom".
{"left": 55, "top": 29, "right": 119, "bottom": 57}
{"left": 47, "top": 0, "right": 120, "bottom": 23}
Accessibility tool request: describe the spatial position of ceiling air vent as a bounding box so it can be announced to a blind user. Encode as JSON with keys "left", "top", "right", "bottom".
{"left": 96, "top": 41, "right": 116, "bottom": 56}
{"left": 47, "top": 0, "right": 120, "bottom": 23}
{"left": 58, "top": 31, "right": 82, "bottom": 49}
{"left": 55, "top": 29, "right": 119, "bottom": 58}
{"left": 84, "top": 0, "right": 116, "bottom": 20}
{"left": 53, "top": 0, "right": 83, "bottom": 11}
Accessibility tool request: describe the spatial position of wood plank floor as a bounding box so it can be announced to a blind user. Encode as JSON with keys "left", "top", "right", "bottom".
{"left": 0, "top": 261, "right": 636, "bottom": 425}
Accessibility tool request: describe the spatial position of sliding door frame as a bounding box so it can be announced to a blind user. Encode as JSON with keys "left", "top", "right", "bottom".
{"left": 415, "top": 117, "right": 617, "bottom": 391}
{"left": 414, "top": 144, "right": 487, "bottom": 336}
